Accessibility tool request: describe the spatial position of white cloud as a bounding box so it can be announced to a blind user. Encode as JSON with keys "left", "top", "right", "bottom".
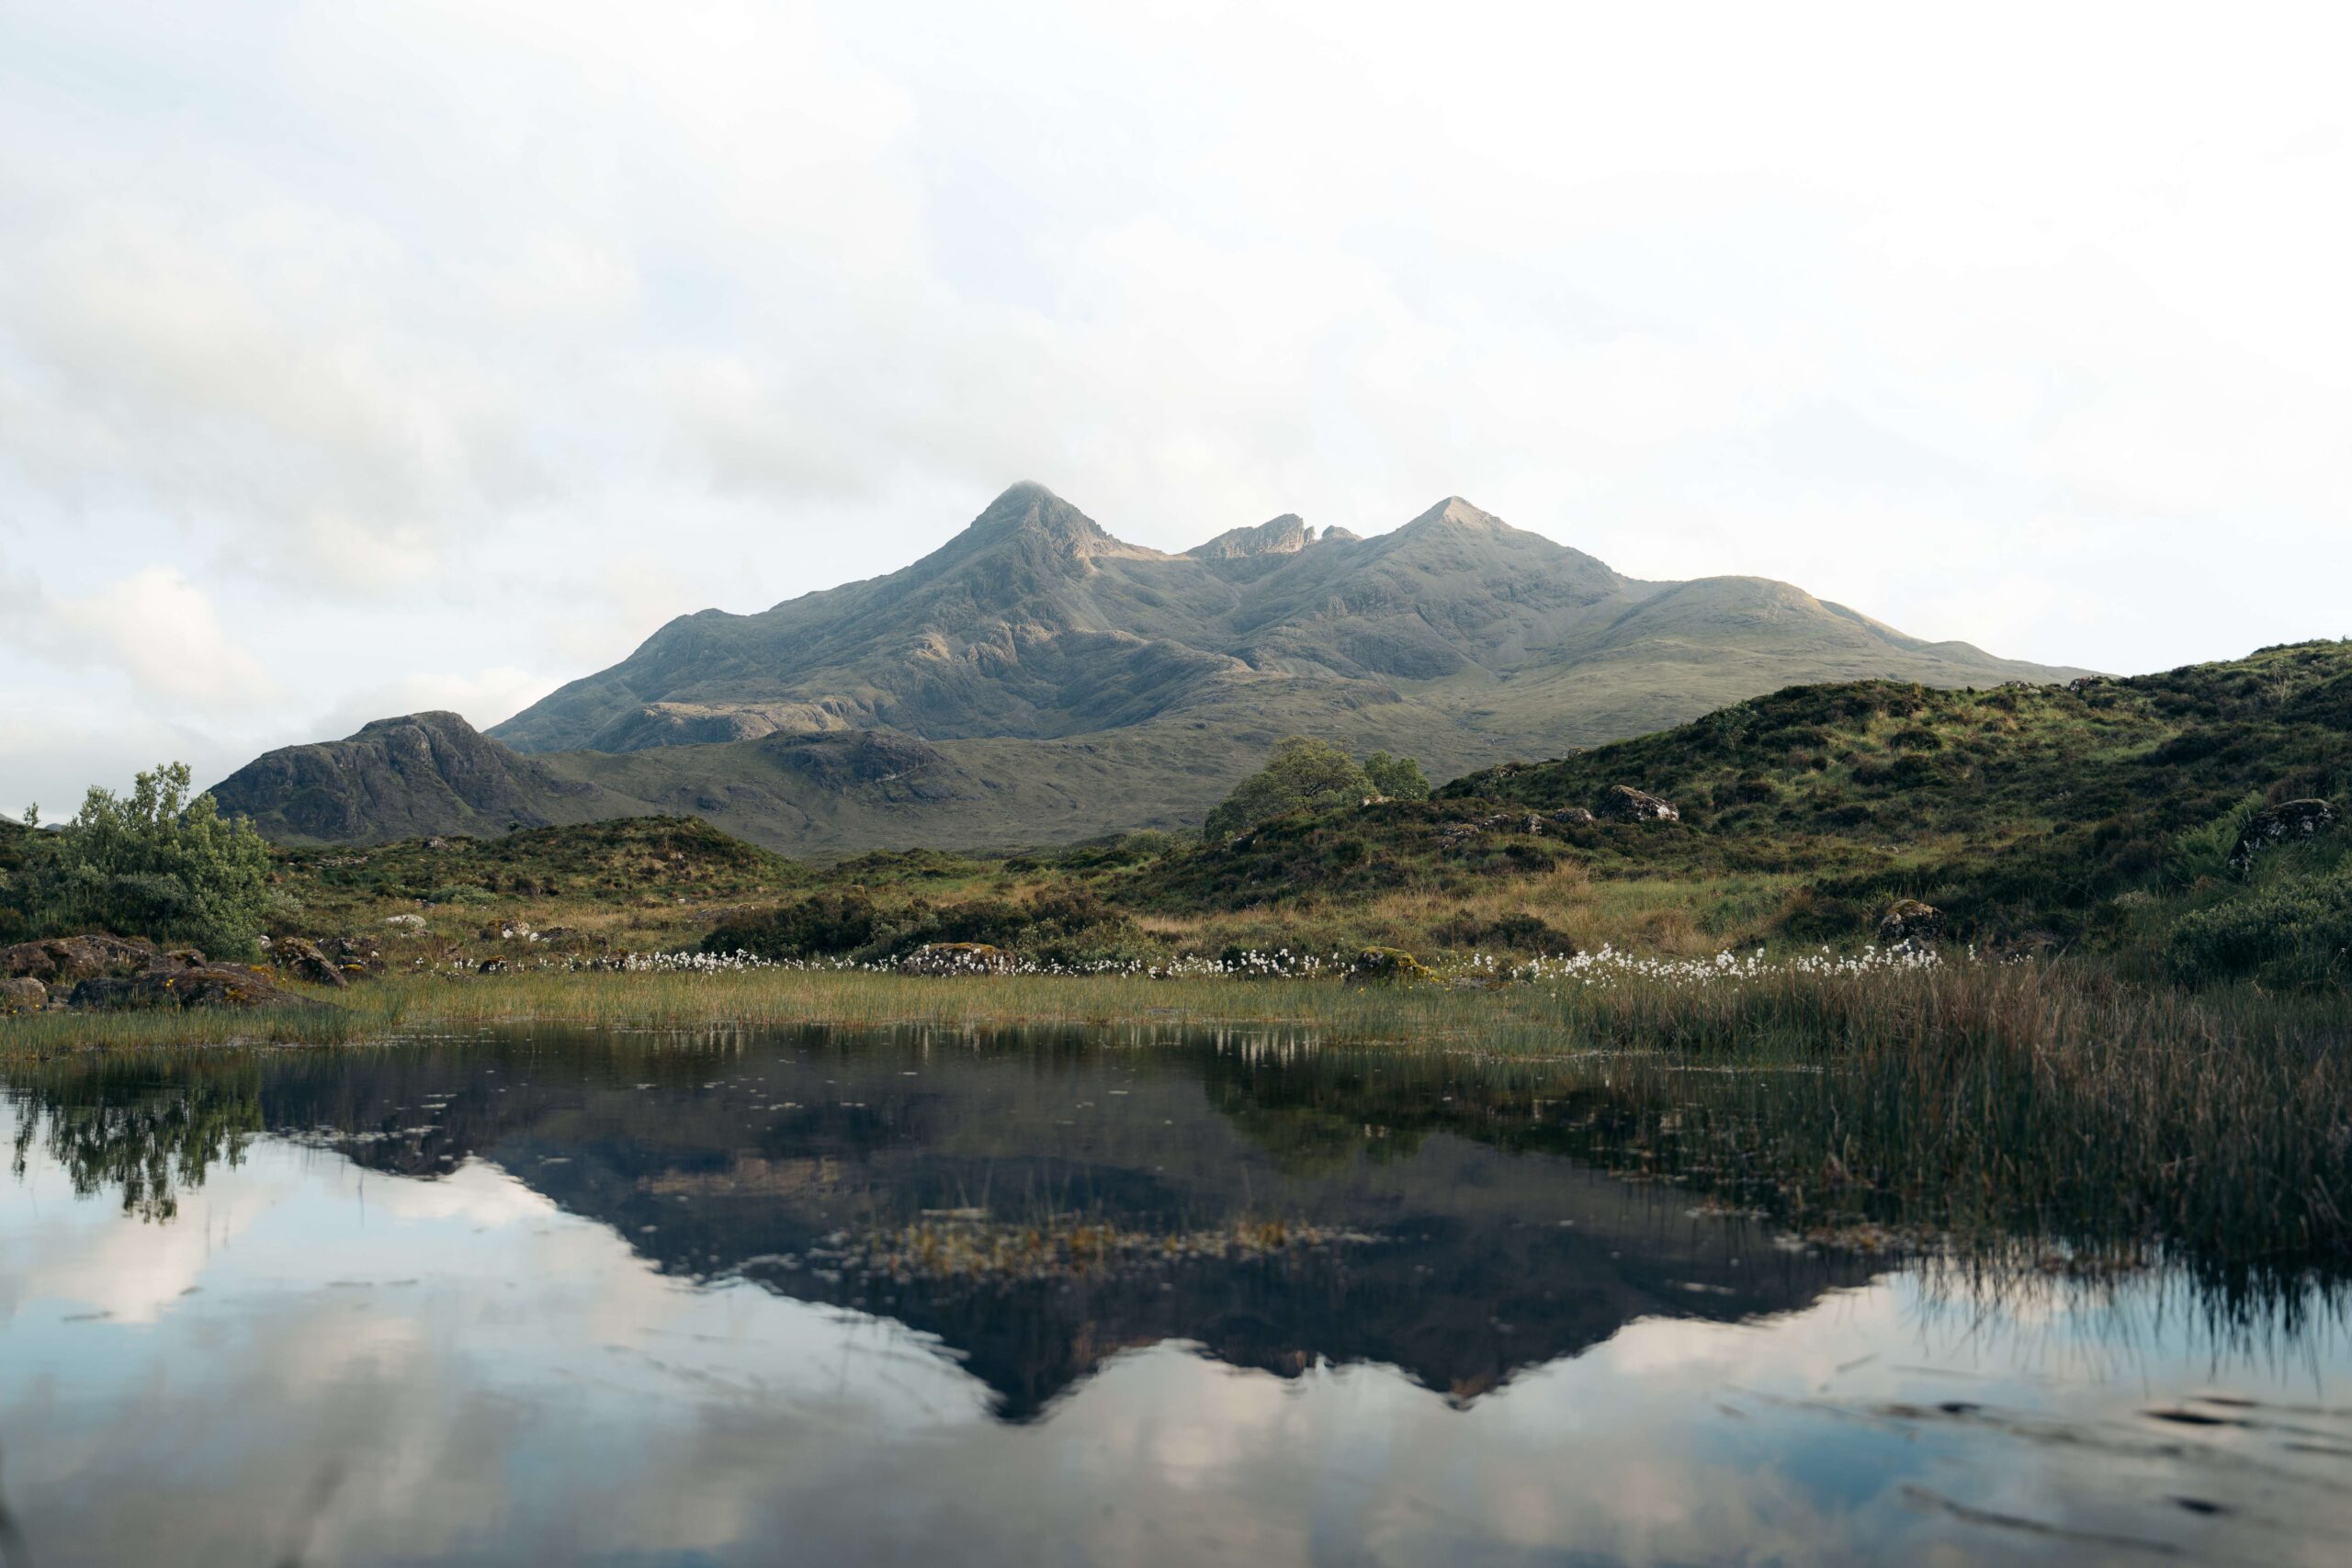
{"left": 2, "top": 0, "right": 2348, "bottom": 800}
{"left": 306, "top": 666, "right": 565, "bottom": 740}
{"left": 2, "top": 565, "right": 279, "bottom": 713}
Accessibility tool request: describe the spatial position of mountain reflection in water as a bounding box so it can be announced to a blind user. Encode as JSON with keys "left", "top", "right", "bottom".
{"left": 4, "top": 1025, "right": 2349, "bottom": 1567}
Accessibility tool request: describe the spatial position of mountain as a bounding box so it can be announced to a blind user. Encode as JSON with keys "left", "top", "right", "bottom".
{"left": 208, "top": 712, "right": 646, "bottom": 842}
{"left": 214, "top": 483, "right": 2087, "bottom": 852}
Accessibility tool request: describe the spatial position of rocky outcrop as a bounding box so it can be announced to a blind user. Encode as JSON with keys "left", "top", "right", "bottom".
{"left": 3, "top": 934, "right": 167, "bottom": 985}
{"left": 1342, "top": 947, "right": 1437, "bottom": 986}
{"left": 69, "top": 962, "right": 300, "bottom": 1010}
{"left": 1877, "top": 899, "right": 1944, "bottom": 947}
{"left": 1597, "top": 786, "right": 1679, "bottom": 823}
{"left": 209, "top": 711, "right": 650, "bottom": 845}
{"left": 1, "top": 976, "right": 45, "bottom": 1014}
{"left": 2231, "top": 798, "right": 2337, "bottom": 872}
{"left": 270, "top": 936, "right": 352, "bottom": 988}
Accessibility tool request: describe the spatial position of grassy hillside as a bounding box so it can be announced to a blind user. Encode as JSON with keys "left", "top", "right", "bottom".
{"left": 210, "top": 642, "right": 2347, "bottom": 993}
{"left": 1442, "top": 640, "right": 2352, "bottom": 943}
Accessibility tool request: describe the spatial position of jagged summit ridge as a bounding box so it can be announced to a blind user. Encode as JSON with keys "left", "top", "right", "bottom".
{"left": 481, "top": 482, "right": 2080, "bottom": 764}
{"left": 1189, "top": 514, "right": 1317, "bottom": 559}
{"left": 211, "top": 483, "right": 2089, "bottom": 854}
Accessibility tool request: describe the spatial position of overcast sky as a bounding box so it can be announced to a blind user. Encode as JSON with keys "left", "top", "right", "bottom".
{"left": 4, "top": 1, "right": 2348, "bottom": 810}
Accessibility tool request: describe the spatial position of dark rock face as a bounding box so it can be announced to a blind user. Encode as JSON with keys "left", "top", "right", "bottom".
{"left": 760, "top": 730, "right": 954, "bottom": 795}
{"left": 1597, "top": 786, "right": 1679, "bottom": 823}
{"left": 1, "top": 976, "right": 45, "bottom": 1013}
{"left": 1877, "top": 899, "right": 1944, "bottom": 947}
{"left": 2231, "top": 799, "right": 2337, "bottom": 872}
{"left": 209, "top": 712, "right": 647, "bottom": 845}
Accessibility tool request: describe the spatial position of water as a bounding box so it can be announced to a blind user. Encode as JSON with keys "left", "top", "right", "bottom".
{"left": 2, "top": 1026, "right": 2346, "bottom": 1566}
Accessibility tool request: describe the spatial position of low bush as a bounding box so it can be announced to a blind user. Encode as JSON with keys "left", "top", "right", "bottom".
{"left": 703, "top": 889, "right": 879, "bottom": 959}
{"left": 1430, "top": 910, "right": 1576, "bottom": 954}
{"left": 2165, "top": 868, "right": 2352, "bottom": 989}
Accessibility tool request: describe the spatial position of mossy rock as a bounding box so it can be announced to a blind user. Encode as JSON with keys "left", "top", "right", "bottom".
{"left": 1343, "top": 946, "right": 1437, "bottom": 986}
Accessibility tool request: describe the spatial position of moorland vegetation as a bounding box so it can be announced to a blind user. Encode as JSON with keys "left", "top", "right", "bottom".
{"left": 6, "top": 646, "right": 2348, "bottom": 1286}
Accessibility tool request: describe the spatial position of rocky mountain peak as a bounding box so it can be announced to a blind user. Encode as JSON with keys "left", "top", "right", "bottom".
{"left": 956, "top": 481, "right": 1159, "bottom": 564}
{"left": 1402, "top": 496, "right": 1510, "bottom": 534}
{"left": 1187, "top": 513, "right": 1314, "bottom": 559}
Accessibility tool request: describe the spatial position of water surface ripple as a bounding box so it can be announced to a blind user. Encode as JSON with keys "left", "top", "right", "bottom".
{"left": 3, "top": 1026, "right": 2346, "bottom": 1565}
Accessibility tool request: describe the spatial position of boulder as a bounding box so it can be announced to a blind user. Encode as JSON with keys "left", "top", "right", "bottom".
{"left": 1548, "top": 807, "right": 1596, "bottom": 827}
{"left": 1, "top": 934, "right": 164, "bottom": 985}
{"left": 899, "top": 942, "right": 1018, "bottom": 976}
{"left": 272, "top": 936, "right": 353, "bottom": 988}
{"left": 1597, "top": 785, "right": 1679, "bottom": 823}
{"left": 1, "top": 976, "right": 46, "bottom": 1015}
{"left": 2230, "top": 798, "right": 2337, "bottom": 872}
{"left": 69, "top": 964, "right": 298, "bottom": 1011}
{"left": 326, "top": 935, "right": 388, "bottom": 976}
{"left": 1877, "top": 899, "right": 1944, "bottom": 947}
{"left": 1342, "top": 947, "right": 1437, "bottom": 986}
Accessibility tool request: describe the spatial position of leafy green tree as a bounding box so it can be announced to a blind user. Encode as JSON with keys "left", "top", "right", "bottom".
{"left": 26, "top": 762, "right": 275, "bottom": 958}
{"left": 1204, "top": 738, "right": 1374, "bottom": 841}
{"left": 1364, "top": 751, "right": 1431, "bottom": 801}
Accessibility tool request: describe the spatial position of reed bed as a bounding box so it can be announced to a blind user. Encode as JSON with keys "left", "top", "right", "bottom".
{"left": 4, "top": 953, "right": 2344, "bottom": 1303}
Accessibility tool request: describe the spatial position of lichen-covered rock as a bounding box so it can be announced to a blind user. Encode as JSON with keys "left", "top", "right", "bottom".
{"left": 1343, "top": 947, "right": 1437, "bottom": 986}
{"left": 1548, "top": 807, "right": 1596, "bottom": 827}
{"left": 272, "top": 936, "right": 352, "bottom": 988}
{"left": 1, "top": 934, "right": 164, "bottom": 985}
{"left": 1, "top": 976, "right": 47, "bottom": 1014}
{"left": 2230, "top": 799, "right": 2337, "bottom": 872}
{"left": 1597, "top": 785, "right": 1679, "bottom": 823}
{"left": 326, "top": 935, "right": 388, "bottom": 975}
{"left": 1877, "top": 899, "right": 1944, "bottom": 947}
{"left": 899, "top": 942, "right": 1017, "bottom": 976}
{"left": 69, "top": 964, "right": 299, "bottom": 1010}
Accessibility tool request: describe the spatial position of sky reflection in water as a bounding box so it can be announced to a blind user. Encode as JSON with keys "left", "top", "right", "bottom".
{"left": 2, "top": 1027, "right": 2347, "bottom": 1567}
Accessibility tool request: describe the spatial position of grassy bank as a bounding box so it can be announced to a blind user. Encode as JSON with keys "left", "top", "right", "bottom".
{"left": 6, "top": 958, "right": 2346, "bottom": 1288}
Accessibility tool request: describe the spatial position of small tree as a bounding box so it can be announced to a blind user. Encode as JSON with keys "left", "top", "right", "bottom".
{"left": 1364, "top": 751, "right": 1431, "bottom": 802}
{"left": 30, "top": 762, "right": 275, "bottom": 958}
{"left": 1204, "top": 738, "right": 1374, "bottom": 841}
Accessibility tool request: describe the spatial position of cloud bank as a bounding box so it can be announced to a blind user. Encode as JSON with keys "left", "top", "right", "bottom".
{"left": 3, "top": 1, "right": 2348, "bottom": 805}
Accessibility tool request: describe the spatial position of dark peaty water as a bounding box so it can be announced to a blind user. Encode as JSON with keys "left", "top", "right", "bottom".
{"left": 2, "top": 1026, "right": 2346, "bottom": 1566}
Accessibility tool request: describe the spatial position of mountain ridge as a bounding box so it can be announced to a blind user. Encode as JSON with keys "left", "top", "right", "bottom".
{"left": 213, "top": 483, "right": 2089, "bottom": 854}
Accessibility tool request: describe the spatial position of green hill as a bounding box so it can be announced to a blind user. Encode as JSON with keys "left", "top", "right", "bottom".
{"left": 1128, "top": 641, "right": 2352, "bottom": 980}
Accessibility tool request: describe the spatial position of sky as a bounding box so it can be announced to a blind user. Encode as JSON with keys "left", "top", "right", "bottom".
{"left": 3, "top": 1, "right": 2349, "bottom": 811}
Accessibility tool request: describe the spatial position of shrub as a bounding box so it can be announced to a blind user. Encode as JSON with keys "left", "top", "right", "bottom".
{"left": 12, "top": 763, "right": 275, "bottom": 958}
{"left": 1364, "top": 752, "right": 1431, "bottom": 802}
{"left": 1430, "top": 910, "right": 1575, "bottom": 954}
{"left": 2165, "top": 791, "right": 2264, "bottom": 888}
{"left": 2165, "top": 868, "right": 2352, "bottom": 990}
{"left": 703, "top": 889, "right": 878, "bottom": 959}
{"left": 853, "top": 889, "right": 1142, "bottom": 968}
{"left": 424, "top": 886, "right": 496, "bottom": 907}
{"left": 1204, "top": 738, "right": 1373, "bottom": 841}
